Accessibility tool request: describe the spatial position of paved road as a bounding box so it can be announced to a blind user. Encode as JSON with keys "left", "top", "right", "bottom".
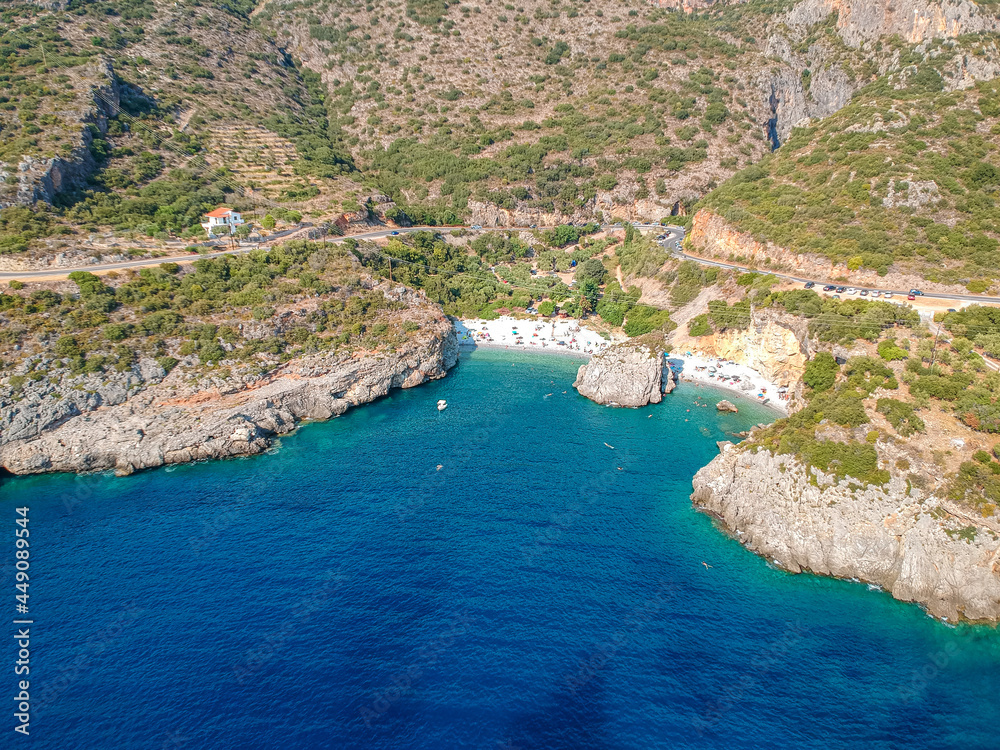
{"left": 0, "top": 225, "right": 453, "bottom": 281}
{"left": 5, "top": 222, "right": 1000, "bottom": 310}
{"left": 654, "top": 229, "right": 1000, "bottom": 307}
{"left": 0, "top": 222, "right": 657, "bottom": 281}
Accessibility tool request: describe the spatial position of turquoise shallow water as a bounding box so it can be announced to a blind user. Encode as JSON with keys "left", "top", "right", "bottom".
{"left": 3, "top": 348, "right": 1000, "bottom": 749}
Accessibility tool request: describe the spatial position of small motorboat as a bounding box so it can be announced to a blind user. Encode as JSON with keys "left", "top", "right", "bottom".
{"left": 437, "top": 400, "right": 448, "bottom": 411}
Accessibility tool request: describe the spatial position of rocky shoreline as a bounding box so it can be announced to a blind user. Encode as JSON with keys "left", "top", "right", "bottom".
{"left": 693, "top": 443, "right": 1000, "bottom": 623}
{"left": 0, "top": 310, "right": 458, "bottom": 476}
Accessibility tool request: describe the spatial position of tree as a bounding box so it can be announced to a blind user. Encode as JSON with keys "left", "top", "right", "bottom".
{"left": 234, "top": 224, "right": 252, "bottom": 244}
{"left": 261, "top": 214, "right": 276, "bottom": 230}
{"left": 803, "top": 352, "right": 839, "bottom": 392}
{"left": 55, "top": 335, "right": 83, "bottom": 358}
{"left": 538, "top": 300, "right": 555, "bottom": 316}
{"left": 688, "top": 314, "right": 712, "bottom": 337}
{"left": 576, "top": 258, "right": 607, "bottom": 285}
{"left": 877, "top": 338, "right": 908, "bottom": 361}
{"left": 578, "top": 278, "right": 601, "bottom": 311}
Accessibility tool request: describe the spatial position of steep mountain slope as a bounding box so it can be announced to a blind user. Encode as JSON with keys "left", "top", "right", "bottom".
{"left": 697, "top": 54, "right": 1000, "bottom": 291}
{"left": 3, "top": 0, "right": 1000, "bottom": 262}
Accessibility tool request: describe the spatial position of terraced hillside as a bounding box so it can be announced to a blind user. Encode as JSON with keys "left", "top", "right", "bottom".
{"left": 3, "top": 0, "right": 1000, "bottom": 263}
{"left": 0, "top": 0, "right": 363, "bottom": 258}
{"left": 258, "top": 0, "right": 782, "bottom": 221}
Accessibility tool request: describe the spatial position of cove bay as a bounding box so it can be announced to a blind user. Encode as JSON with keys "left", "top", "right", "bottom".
{"left": 3, "top": 350, "right": 999, "bottom": 749}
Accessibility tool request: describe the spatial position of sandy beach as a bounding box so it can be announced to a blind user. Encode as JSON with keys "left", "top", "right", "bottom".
{"left": 453, "top": 317, "right": 787, "bottom": 413}
{"left": 455, "top": 316, "right": 616, "bottom": 356}
{"left": 666, "top": 351, "right": 788, "bottom": 414}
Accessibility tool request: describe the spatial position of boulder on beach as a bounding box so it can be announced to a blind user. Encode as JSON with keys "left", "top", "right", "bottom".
{"left": 716, "top": 400, "right": 738, "bottom": 413}
{"left": 573, "top": 342, "right": 672, "bottom": 407}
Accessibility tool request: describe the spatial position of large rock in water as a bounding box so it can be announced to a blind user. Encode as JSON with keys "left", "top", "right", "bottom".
{"left": 573, "top": 342, "right": 673, "bottom": 407}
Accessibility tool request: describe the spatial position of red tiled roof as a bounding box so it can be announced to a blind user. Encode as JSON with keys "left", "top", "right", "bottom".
{"left": 205, "top": 207, "right": 236, "bottom": 218}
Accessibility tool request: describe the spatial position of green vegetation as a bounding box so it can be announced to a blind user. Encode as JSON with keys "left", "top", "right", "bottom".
{"left": 688, "top": 313, "right": 712, "bottom": 337}
{"left": 701, "top": 70, "right": 1000, "bottom": 287}
{"left": 802, "top": 351, "right": 838, "bottom": 392}
{"left": 0, "top": 241, "right": 426, "bottom": 379}
{"left": 877, "top": 337, "right": 909, "bottom": 361}
{"left": 876, "top": 398, "right": 925, "bottom": 436}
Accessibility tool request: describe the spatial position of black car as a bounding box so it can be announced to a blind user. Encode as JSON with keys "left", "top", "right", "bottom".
{"left": 822, "top": 285, "right": 835, "bottom": 292}
{"left": 835, "top": 286, "right": 846, "bottom": 293}
{"left": 804, "top": 281, "right": 815, "bottom": 289}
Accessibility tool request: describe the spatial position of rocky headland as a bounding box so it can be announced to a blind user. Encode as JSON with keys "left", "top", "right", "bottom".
{"left": 573, "top": 341, "right": 675, "bottom": 407}
{"left": 0, "top": 291, "right": 457, "bottom": 476}
{"left": 693, "top": 442, "right": 1000, "bottom": 622}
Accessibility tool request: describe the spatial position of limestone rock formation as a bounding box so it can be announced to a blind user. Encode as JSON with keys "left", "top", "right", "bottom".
{"left": 0, "top": 314, "right": 458, "bottom": 476}
{"left": 692, "top": 444, "right": 1000, "bottom": 622}
{"left": 687, "top": 209, "right": 971, "bottom": 295}
{"left": 784, "top": 0, "right": 1000, "bottom": 48}
{"left": 716, "top": 400, "right": 738, "bottom": 413}
{"left": 573, "top": 342, "right": 673, "bottom": 407}
{"left": 0, "top": 58, "right": 122, "bottom": 208}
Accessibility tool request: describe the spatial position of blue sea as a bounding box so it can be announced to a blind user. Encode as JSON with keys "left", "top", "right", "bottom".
{"left": 3, "top": 349, "right": 999, "bottom": 749}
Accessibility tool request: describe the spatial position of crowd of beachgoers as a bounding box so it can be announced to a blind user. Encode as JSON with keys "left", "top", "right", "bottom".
{"left": 666, "top": 353, "right": 788, "bottom": 413}
{"left": 455, "top": 317, "right": 613, "bottom": 355}
{"left": 453, "top": 317, "right": 787, "bottom": 412}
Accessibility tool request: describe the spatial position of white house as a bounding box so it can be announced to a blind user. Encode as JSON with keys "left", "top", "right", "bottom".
{"left": 201, "top": 207, "right": 245, "bottom": 237}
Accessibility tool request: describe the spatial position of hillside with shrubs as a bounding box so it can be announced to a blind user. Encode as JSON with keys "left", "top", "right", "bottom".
{"left": 683, "top": 276, "right": 1000, "bottom": 515}
{"left": 2, "top": 0, "right": 952, "bottom": 259}
{"left": 700, "top": 52, "right": 1000, "bottom": 291}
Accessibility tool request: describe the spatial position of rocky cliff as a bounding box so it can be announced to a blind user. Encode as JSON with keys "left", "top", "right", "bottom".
{"left": 693, "top": 443, "right": 1000, "bottom": 622}
{"left": 0, "top": 58, "right": 122, "bottom": 209}
{"left": 687, "top": 209, "right": 970, "bottom": 294}
{"left": 785, "top": 0, "right": 1000, "bottom": 48}
{"left": 677, "top": 307, "right": 811, "bottom": 392}
{"left": 573, "top": 342, "right": 675, "bottom": 407}
{"left": 0, "top": 309, "right": 458, "bottom": 476}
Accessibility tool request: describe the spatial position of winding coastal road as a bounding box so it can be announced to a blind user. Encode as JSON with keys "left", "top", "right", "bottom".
{"left": 3, "top": 221, "right": 1000, "bottom": 309}
{"left": 653, "top": 227, "right": 1000, "bottom": 307}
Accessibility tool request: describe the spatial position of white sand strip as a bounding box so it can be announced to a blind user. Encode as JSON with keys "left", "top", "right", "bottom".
{"left": 453, "top": 318, "right": 788, "bottom": 412}
{"left": 455, "top": 316, "right": 615, "bottom": 357}
{"left": 666, "top": 350, "right": 789, "bottom": 413}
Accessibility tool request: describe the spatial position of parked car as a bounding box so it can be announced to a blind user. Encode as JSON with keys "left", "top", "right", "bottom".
{"left": 822, "top": 285, "right": 835, "bottom": 292}
{"left": 907, "top": 294, "right": 916, "bottom": 300}
{"left": 859, "top": 289, "right": 868, "bottom": 296}
{"left": 846, "top": 287, "right": 857, "bottom": 294}
{"left": 884, "top": 291, "right": 893, "bottom": 298}
{"left": 871, "top": 290, "right": 881, "bottom": 298}
{"left": 529, "top": 269, "right": 537, "bottom": 275}
{"left": 835, "top": 286, "right": 846, "bottom": 293}
{"left": 947, "top": 308, "right": 957, "bottom": 313}
{"left": 804, "top": 281, "right": 815, "bottom": 289}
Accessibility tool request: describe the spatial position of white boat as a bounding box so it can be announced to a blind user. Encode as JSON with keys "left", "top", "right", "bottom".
{"left": 437, "top": 399, "right": 448, "bottom": 411}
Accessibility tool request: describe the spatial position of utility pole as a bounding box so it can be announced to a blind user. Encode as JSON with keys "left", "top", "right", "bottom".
{"left": 388, "top": 256, "right": 392, "bottom": 283}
